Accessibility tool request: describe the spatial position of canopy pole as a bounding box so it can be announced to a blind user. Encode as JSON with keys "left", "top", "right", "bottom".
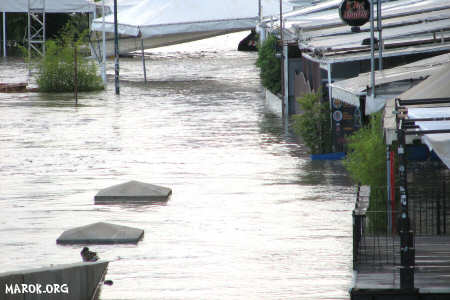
{"left": 370, "top": 0, "right": 375, "bottom": 98}
{"left": 377, "top": 0, "right": 383, "bottom": 70}
{"left": 101, "top": 0, "right": 106, "bottom": 84}
{"left": 141, "top": 38, "right": 147, "bottom": 82}
{"left": 2, "top": 12, "right": 6, "bottom": 57}
{"left": 114, "top": 0, "right": 120, "bottom": 95}
{"left": 283, "top": 42, "right": 288, "bottom": 119}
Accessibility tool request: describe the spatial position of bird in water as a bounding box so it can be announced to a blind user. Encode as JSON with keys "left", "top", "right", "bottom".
{"left": 81, "top": 247, "right": 99, "bottom": 262}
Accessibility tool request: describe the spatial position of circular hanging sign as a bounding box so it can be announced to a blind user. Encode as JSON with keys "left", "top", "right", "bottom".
{"left": 339, "top": 0, "right": 371, "bottom": 27}
{"left": 333, "top": 110, "right": 343, "bottom": 122}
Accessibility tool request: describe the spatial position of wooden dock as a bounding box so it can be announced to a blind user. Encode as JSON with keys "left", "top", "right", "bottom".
{"left": 351, "top": 235, "right": 450, "bottom": 299}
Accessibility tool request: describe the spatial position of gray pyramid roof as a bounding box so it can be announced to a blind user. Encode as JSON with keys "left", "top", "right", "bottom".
{"left": 95, "top": 180, "right": 172, "bottom": 203}
{"left": 57, "top": 222, "right": 144, "bottom": 244}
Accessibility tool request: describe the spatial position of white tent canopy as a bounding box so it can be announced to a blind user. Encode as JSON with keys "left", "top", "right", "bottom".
{"left": 384, "top": 65, "right": 450, "bottom": 169}
{"left": 92, "top": 0, "right": 292, "bottom": 38}
{"left": 408, "top": 107, "right": 450, "bottom": 169}
{"left": 0, "top": 0, "right": 95, "bottom": 13}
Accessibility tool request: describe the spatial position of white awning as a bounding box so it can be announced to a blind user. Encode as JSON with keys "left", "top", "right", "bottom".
{"left": 92, "top": 0, "right": 293, "bottom": 38}
{"left": 384, "top": 61, "right": 450, "bottom": 147}
{"left": 0, "top": 0, "right": 95, "bottom": 13}
{"left": 331, "top": 53, "right": 450, "bottom": 114}
{"left": 408, "top": 107, "right": 450, "bottom": 169}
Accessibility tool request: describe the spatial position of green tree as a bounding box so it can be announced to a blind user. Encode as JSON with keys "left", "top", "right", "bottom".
{"left": 36, "top": 23, "right": 103, "bottom": 92}
{"left": 256, "top": 34, "right": 281, "bottom": 94}
{"left": 292, "top": 91, "right": 332, "bottom": 154}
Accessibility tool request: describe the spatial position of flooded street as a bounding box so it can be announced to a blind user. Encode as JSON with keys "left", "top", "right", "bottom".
{"left": 0, "top": 32, "right": 354, "bottom": 299}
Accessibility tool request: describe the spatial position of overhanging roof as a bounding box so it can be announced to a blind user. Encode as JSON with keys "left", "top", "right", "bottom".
{"left": 331, "top": 53, "right": 450, "bottom": 113}
{"left": 0, "top": 0, "right": 95, "bottom": 13}
{"left": 384, "top": 64, "right": 450, "bottom": 147}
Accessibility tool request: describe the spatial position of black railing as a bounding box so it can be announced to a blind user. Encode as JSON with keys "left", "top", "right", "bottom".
{"left": 353, "top": 185, "right": 399, "bottom": 271}
{"left": 353, "top": 180, "right": 450, "bottom": 271}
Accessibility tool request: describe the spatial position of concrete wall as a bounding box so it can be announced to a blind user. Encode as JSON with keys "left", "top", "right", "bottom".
{"left": 0, "top": 261, "right": 108, "bottom": 300}
{"left": 264, "top": 89, "right": 282, "bottom": 117}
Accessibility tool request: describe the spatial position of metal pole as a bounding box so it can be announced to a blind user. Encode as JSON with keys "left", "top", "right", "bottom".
{"left": 396, "top": 99, "right": 414, "bottom": 289}
{"left": 101, "top": 0, "right": 106, "bottom": 84}
{"left": 370, "top": 0, "right": 375, "bottom": 98}
{"left": 27, "top": 0, "right": 31, "bottom": 71}
{"left": 258, "top": 0, "right": 262, "bottom": 22}
{"left": 279, "top": 0, "right": 283, "bottom": 43}
{"left": 280, "top": 0, "right": 285, "bottom": 118}
{"left": 377, "top": 0, "right": 383, "bottom": 70}
{"left": 283, "top": 42, "right": 288, "bottom": 118}
{"left": 2, "top": 12, "right": 6, "bottom": 57}
{"left": 42, "top": 0, "right": 45, "bottom": 56}
{"left": 74, "top": 45, "right": 78, "bottom": 105}
{"left": 328, "top": 64, "right": 333, "bottom": 129}
{"left": 387, "top": 146, "right": 392, "bottom": 232}
{"left": 141, "top": 38, "right": 147, "bottom": 82}
{"left": 113, "top": 0, "right": 120, "bottom": 95}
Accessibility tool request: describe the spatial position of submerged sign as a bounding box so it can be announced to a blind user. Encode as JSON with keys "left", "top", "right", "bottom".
{"left": 339, "top": 0, "right": 370, "bottom": 27}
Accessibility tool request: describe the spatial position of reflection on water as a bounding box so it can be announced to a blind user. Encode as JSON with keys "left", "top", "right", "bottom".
{"left": 0, "top": 32, "right": 354, "bottom": 300}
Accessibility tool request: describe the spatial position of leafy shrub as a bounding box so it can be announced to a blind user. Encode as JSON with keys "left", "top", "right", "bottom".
{"left": 256, "top": 34, "right": 281, "bottom": 94}
{"left": 292, "top": 91, "right": 332, "bottom": 154}
{"left": 36, "top": 23, "right": 103, "bottom": 92}
{"left": 343, "top": 112, "right": 386, "bottom": 187}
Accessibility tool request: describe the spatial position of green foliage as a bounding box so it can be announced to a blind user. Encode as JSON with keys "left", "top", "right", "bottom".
{"left": 343, "top": 112, "right": 386, "bottom": 187}
{"left": 256, "top": 34, "right": 281, "bottom": 94}
{"left": 343, "top": 112, "right": 387, "bottom": 213}
{"left": 36, "top": 23, "right": 103, "bottom": 93}
{"left": 292, "top": 91, "right": 332, "bottom": 154}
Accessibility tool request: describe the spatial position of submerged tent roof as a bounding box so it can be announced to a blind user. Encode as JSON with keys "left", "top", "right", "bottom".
{"left": 57, "top": 222, "right": 144, "bottom": 244}
{"left": 92, "top": 0, "right": 293, "bottom": 38}
{"left": 0, "top": 0, "right": 95, "bottom": 13}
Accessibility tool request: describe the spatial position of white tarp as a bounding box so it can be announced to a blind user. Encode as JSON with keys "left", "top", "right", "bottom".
{"left": 408, "top": 108, "right": 450, "bottom": 169}
{"left": 402, "top": 64, "right": 450, "bottom": 169}
{"left": 331, "top": 53, "right": 450, "bottom": 114}
{"left": 92, "top": 0, "right": 293, "bottom": 38}
{"left": 0, "top": 0, "right": 95, "bottom": 13}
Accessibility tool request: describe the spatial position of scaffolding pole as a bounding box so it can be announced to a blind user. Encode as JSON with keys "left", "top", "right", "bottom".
{"left": 2, "top": 12, "right": 6, "bottom": 57}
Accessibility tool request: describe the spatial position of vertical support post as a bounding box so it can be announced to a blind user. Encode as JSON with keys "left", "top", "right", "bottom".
{"left": 257, "top": 0, "right": 266, "bottom": 44}
{"left": 390, "top": 150, "right": 396, "bottom": 233}
{"left": 387, "top": 145, "right": 392, "bottom": 232}
{"left": 113, "top": 0, "right": 120, "bottom": 95}
{"left": 370, "top": 0, "right": 375, "bottom": 98}
{"left": 377, "top": 0, "right": 383, "bottom": 70}
{"left": 327, "top": 63, "right": 333, "bottom": 128}
{"left": 283, "top": 42, "right": 288, "bottom": 119}
{"left": 141, "top": 38, "right": 147, "bottom": 83}
{"left": 27, "top": 0, "right": 31, "bottom": 62}
{"left": 396, "top": 99, "right": 414, "bottom": 289}
{"left": 74, "top": 45, "right": 78, "bottom": 105}
{"left": 280, "top": 0, "right": 285, "bottom": 119}
{"left": 101, "top": 0, "right": 106, "bottom": 84}
{"left": 2, "top": 12, "right": 6, "bottom": 57}
{"left": 258, "top": 0, "right": 262, "bottom": 22}
{"left": 42, "top": 0, "right": 45, "bottom": 56}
